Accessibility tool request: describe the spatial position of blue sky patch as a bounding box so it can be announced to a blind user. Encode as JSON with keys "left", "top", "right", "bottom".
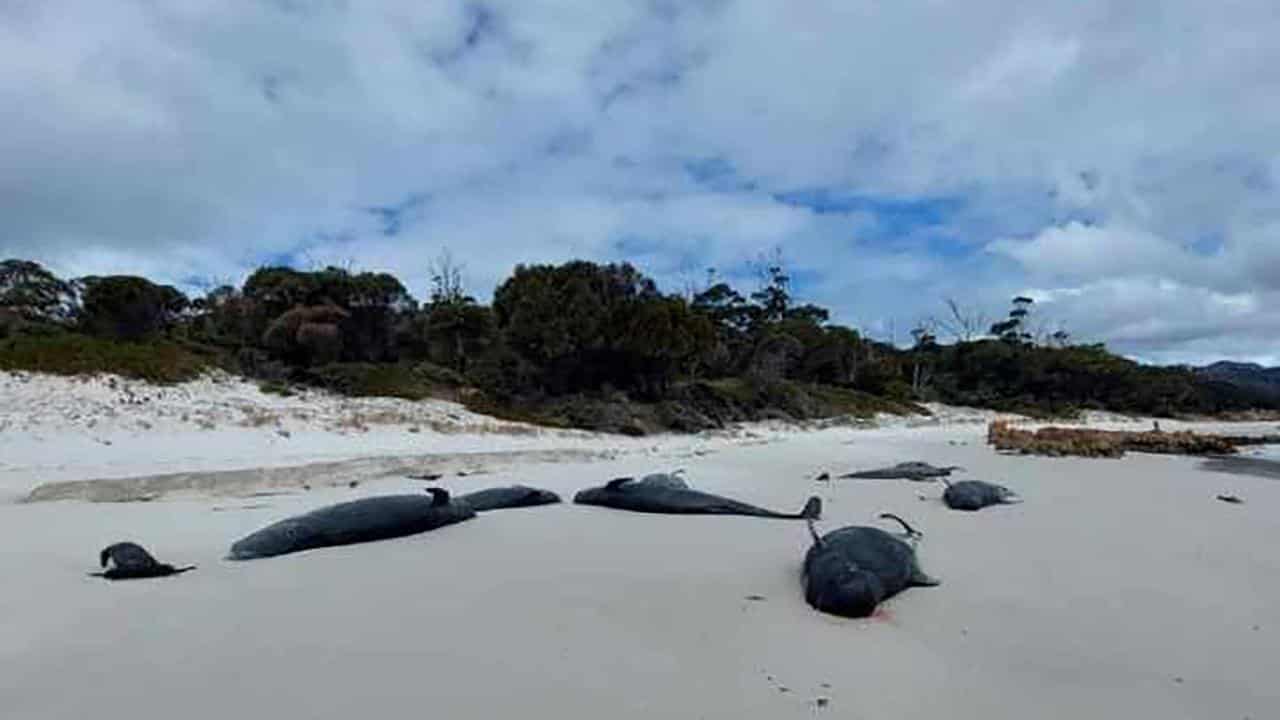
{"left": 364, "top": 193, "right": 430, "bottom": 237}
{"left": 682, "top": 156, "right": 758, "bottom": 192}
{"left": 774, "top": 189, "right": 965, "bottom": 237}
{"left": 1190, "top": 233, "right": 1225, "bottom": 256}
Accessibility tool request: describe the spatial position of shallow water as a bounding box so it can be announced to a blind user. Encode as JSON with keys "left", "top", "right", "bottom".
{"left": 1245, "top": 444, "right": 1280, "bottom": 460}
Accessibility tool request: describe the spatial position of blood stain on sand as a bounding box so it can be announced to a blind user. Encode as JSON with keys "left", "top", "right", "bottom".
{"left": 870, "top": 606, "right": 896, "bottom": 623}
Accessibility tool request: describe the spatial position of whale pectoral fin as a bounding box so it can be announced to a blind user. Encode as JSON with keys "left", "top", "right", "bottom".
{"left": 909, "top": 563, "right": 941, "bottom": 587}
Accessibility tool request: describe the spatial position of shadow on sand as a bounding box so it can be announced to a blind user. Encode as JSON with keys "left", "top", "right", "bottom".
{"left": 1198, "top": 454, "right": 1280, "bottom": 480}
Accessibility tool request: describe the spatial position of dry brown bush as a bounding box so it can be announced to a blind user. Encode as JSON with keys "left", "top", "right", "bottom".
{"left": 263, "top": 304, "right": 349, "bottom": 365}
{"left": 987, "top": 420, "right": 1239, "bottom": 458}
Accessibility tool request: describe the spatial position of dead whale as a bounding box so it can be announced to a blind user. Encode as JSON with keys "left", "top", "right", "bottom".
{"left": 454, "top": 485, "right": 561, "bottom": 512}
{"left": 839, "top": 462, "right": 963, "bottom": 481}
{"left": 801, "top": 513, "right": 939, "bottom": 618}
{"left": 941, "top": 479, "right": 1022, "bottom": 511}
{"left": 227, "top": 488, "right": 475, "bottom": 560}
{"left": 574, "top": 477, "right": 821, "bottom": 520}
{"left": 92, "top": 542, "right": 195, "bottom": 580}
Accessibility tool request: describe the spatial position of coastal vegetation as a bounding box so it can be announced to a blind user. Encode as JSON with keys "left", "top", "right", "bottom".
{"left": 1, "top": 256, "right": 1275, "bottom": 433}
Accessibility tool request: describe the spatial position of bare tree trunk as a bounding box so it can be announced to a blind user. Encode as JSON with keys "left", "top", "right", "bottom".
{"left": 911, "top": 361, "right": 932, "bottom": 396}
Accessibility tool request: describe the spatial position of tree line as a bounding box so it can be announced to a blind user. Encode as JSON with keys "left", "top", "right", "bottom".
{"left": 0, "top": 255, "right": 1271, "bottom": 429}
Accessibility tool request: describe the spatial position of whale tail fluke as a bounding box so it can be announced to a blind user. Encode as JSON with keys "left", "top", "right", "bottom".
{"left": 800, "top": 496, "right": 822, "bottom": 520}
{"left": 805, "top": 517, "right": 824, "bottom": 547}
{"left": 878, "top": 512, "right": 923, "bottom": 539}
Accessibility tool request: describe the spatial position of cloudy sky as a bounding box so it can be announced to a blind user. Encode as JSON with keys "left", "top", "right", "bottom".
{"left": 3, "top": 1, "right": 1278, "bottom": 365}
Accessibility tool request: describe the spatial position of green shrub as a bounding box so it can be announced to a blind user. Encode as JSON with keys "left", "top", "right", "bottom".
{"left": 258, "top": 380, "right": 297, "bottom": 397}
{"left": 306, "top": 361, "right": 467, "bottom": 400}
{"left": 460, "top": 378, "right": 926, "bottom": 435}
{"left": 0, "top": 333, "right": 211, "bottom": 383}
{"left": 79, "top": 275, "right": 188, "bottom": 340}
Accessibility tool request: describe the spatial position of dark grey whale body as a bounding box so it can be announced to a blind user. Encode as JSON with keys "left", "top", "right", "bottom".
{"left": 941, "top": 479, "right": 1022, "bottom": 511}
{"left": 802, "top": 514, "right": 939, "bottom": 618}
{"left": 92, "top": 542, "right": 195, "bottom": 580}
{"left": 227, "top": 488, "right": 475, "bottom": 560}
{"left": 574, "top": 478, "right": 821, "bottom": 520}
{"left": 840, "top": 462, "right": 962, "bottom": 481}
{"left": 455, "top": 485, "right": 561, "bottom": 512}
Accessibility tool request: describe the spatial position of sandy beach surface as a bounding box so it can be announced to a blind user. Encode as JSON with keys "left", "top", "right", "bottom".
{"left": 2, "top": 371, "right": 1278, "bottom": 719}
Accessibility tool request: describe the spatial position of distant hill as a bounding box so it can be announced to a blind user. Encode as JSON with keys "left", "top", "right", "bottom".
{"left": 1196, "top": 361, "right": 1280, "bottom": 403}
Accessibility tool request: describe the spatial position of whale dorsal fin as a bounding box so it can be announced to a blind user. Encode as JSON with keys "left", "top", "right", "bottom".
{"left": 605, "top": 477, "right": 634, "bottom": 491}
{"left": 425, "top": 488, "right": 451, "bottom": 507}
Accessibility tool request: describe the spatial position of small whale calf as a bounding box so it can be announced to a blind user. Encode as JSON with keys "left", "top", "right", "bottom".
{"left": 454, "top": 485, "right": 561, "bottom": 512}
{"left": 575, "top": 477, "right": 821, "bottom": 520}
{"left": 92, "top": 541, "right": 195, "bottom": 580}
{"left": 802, "top": 514, "right": 939, "bottom": 618}
{"left": 227, "top": 488, "right": 476, "bottom": 560}
{"left": 941, "top": 479, "right": 1022, "bottom": 511}
{"left": 839, "top": 462, "right": 963, "bottom": 481}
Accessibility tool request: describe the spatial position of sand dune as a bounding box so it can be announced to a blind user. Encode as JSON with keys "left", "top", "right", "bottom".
{"left": 0, "top": 370, "right": 1015, "bottom": 501}
{"left": 20, "top": 448, "right": 620, "bottom": 503}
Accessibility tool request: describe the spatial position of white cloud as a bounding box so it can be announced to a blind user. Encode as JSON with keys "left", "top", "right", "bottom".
{"left": 1, "top": 1, "right": 1279, "bottom": 364}
{"left": 987, "top": 222, "right": 1195, "bottom": 281}
{"left": 1009, "top": 276, "right": 1280, "bottom": 363}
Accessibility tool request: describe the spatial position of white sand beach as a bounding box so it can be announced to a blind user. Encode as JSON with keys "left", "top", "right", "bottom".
{"left": 2, "top": 371, "right": 1278, "bottom": 719}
